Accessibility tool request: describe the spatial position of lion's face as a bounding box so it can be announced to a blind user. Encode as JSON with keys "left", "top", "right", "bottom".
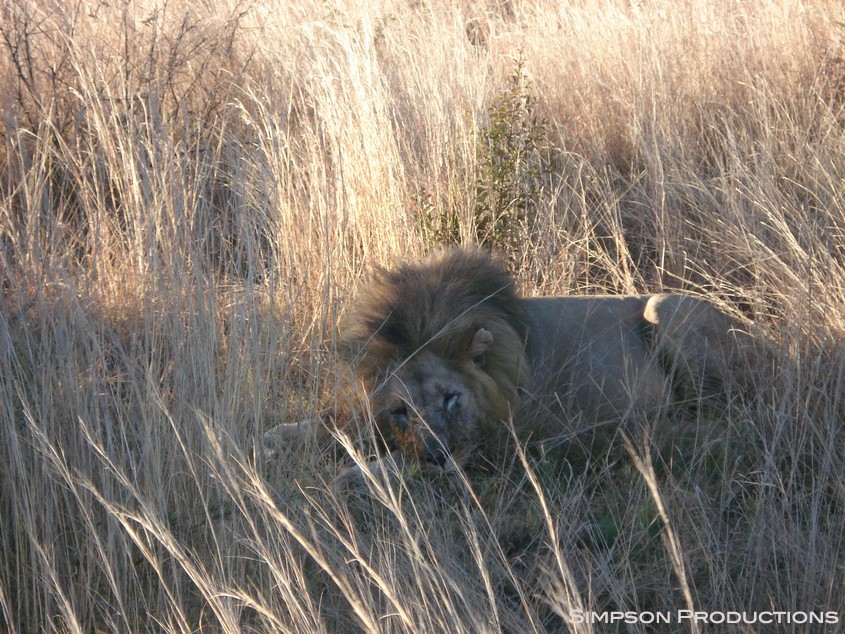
{"left": 368, "top": 328, "right": 496, "bottom": 470}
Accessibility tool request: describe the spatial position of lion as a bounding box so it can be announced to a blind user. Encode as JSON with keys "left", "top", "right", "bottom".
{"left": 341, "top": 247, "right": 762, "bottom": 472}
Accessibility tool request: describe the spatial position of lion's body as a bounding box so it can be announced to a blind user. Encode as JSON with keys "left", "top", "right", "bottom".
{"left": 343, "top": 248, "right": 760, "bottom": 469}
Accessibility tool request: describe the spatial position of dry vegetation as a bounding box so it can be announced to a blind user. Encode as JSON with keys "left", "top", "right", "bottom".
{"left": 1, "top": 0, "right": 845, "bottom": 631}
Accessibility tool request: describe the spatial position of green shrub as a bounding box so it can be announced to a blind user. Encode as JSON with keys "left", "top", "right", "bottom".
{"left": 472, "top": 55, "right": 549, "bottom": 255}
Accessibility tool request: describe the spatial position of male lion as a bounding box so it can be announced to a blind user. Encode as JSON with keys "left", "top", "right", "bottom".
{"left": 342, "top": 247, "right": 760, "bottom": 471}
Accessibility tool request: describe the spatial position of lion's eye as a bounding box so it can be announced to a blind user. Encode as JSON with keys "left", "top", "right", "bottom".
{"left": 391, "top": 405, "right": 409, "bottom": 430}
{"left": 443, "top": 392, "right": 460, "bottom": 413}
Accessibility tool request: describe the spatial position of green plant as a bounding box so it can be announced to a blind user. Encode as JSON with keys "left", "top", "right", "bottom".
{"left": 472, "top": 55, "right": 549, "bottom": 255}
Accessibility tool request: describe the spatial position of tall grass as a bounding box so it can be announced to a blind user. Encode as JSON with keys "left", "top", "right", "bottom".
{"left": 1, "top": 0, "right": 844, "bottom": 630}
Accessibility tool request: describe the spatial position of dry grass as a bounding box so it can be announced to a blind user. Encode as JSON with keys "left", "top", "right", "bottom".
{"left": 1, "top": 0, "right": 845, "bottom": 631}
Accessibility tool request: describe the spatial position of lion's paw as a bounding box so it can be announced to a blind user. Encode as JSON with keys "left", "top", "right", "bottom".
{"left": 332, "top": 452, "right": 410, "bottom": 496}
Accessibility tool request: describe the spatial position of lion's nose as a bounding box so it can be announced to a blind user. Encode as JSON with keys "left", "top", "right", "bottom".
{"left": 422, "top": 438, "right": 450, "bottom": 468}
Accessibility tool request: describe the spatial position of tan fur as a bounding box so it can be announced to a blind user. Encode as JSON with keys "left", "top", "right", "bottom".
{"left": 342, "top": 247, "right": 761, "bottom": 469}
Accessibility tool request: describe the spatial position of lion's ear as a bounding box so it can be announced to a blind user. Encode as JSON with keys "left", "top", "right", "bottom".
{"left": 469, "top": 327, "right": 493, "bottom": 365}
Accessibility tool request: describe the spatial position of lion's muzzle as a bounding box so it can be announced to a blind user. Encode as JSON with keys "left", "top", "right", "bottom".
{"left": 381, "top": 386, "right": 476, "bottom": 472}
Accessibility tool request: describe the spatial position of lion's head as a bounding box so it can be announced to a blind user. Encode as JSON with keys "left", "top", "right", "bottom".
{"left": 342, "top": 248, "right": 530, "bottom": 469}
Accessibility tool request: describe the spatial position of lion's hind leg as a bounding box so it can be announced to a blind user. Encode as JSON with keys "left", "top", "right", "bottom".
{"left": 643, "top": 294, "right": 762, "bottom": 407}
